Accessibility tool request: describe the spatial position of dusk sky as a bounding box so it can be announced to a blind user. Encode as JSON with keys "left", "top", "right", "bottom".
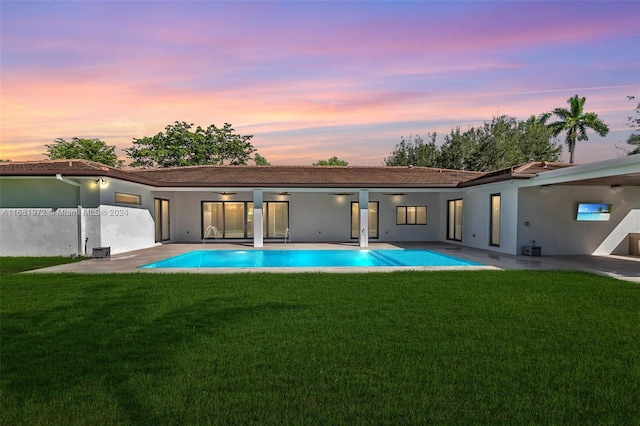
{"left": 2, "top": 1, "right": 639, "bottom": 166}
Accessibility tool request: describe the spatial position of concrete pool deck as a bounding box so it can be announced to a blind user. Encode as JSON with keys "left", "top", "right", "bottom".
{"left": 25, "top": 242, "right": 640, "bottom": 282}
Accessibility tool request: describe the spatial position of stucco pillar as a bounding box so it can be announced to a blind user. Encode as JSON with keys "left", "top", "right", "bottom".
{"left": 78, "top": 205, "right": 86, "bottom": 256}
{"left": 359, "top": 190, "right": 369, "bottom": 247}
{"left": 253, "top": 190, "right": 263, "bottom": 247}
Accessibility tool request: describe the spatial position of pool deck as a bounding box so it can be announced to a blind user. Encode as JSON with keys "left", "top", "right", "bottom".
{"left": 25, "top": 242, "right": 640, "bottom": 282}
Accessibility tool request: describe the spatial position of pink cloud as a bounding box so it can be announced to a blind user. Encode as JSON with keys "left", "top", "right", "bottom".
{"left": 1, "top": 1, "right": 637, "bottom": 166}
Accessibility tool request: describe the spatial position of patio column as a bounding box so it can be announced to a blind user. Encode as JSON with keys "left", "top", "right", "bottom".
{"left": 78, "top": 205, "right": 86, "bottom": 256}
{"left": 253, "top": 189, "right": 263, "bottom": 247}
{"left": 359, "top": 190, "right": 369, "bottom": 247}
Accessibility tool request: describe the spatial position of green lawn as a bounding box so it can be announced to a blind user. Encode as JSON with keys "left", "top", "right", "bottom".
{"left": 1, "top": 266, "right": 639, "bottom": 424}
{"left": 0, "top": 256, "right": 86, "bottom": 275}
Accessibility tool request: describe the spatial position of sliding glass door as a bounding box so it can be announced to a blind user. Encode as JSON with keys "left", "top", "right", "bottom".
{"left": 351, "top": 202, "right": 378, "bottom": 239}
{"left": 447, "top": 199, "right": 463, "bottom": 241}
{"left": 490, "top": 194, "right": 501, "bottom": 247}
{"left": 265, "top": 202, "right": 289, "bottom": 238}
{"left": 202, "top": 201, "right": 288, "bottom": 239}
{"left": 154, "top": 198, "right": 170, "bottom": 242}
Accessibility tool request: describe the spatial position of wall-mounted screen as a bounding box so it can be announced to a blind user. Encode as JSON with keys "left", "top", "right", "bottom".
{"left": 576, "top": 203, "right": 612, "bottom": 221}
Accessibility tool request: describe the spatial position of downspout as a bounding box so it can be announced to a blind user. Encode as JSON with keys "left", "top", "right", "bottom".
{"left": 56, "top": 174, "right": 86, "bottom": 256}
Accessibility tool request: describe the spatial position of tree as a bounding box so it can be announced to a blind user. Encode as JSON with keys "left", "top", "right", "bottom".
{"left": 254, "top": 153, "right": 270, "bottom": 165}
{"left": 438, "top": 126, "right": 479, "bottom": 171}
{"left": 384, "top": 134, "right": 440, "bottom": 167}
{"left": 125, "top": 121, "right": 256, "bottom": 168}
{"left": 472, "top": 116, "right": 528, "bottom": 171}
{"left": 44, "top": 137, "right": 123, "bottom": 167}
{"left": 384, "top": 115, "right": 562, "bottom": 172}
{"left": 313, "top": 156, "right": 348, "bottom": 166}
{"left": 624, "top": 97, "right": 640, "bottom": 155}
{"left": 548, "top": 95, "right": 610, "bottom": 163}
{"left": 519, "top": 113, "right": 562, "bottom": 162}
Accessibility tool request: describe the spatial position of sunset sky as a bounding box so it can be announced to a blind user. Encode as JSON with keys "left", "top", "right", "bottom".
{"left": 2, "top": 1, "right": 639, "bottom": 166}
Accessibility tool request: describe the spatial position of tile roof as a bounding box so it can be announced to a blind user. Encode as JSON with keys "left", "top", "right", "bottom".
{"left": 1, "top": 159, "right": 112, "bottom": 173}
{"left": 2, "top": 159, "right": 575, "bottom": 188}
{"left": 512, "top": 161, "right": 572, "bottom": 174}
{"left": 0, "top": 160, "right": 485, "bottom": 188}
{"left": 459, "top": 161, "right": 574, "bottom": 187}
{"left": 0, "top": 159, "right": 156, "bottom": 185}
{"left": 131, "top": 165, "right": 484, "bottom": 188}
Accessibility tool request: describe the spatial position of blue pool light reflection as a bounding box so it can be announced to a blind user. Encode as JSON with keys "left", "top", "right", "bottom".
{"left": 140, "top": 249, "right": 482, "bottom": 269}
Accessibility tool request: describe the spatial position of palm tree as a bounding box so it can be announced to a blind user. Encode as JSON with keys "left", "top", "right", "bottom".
{"left": 526, "top": 112, "right": 552, "bottom": 126}
{"left": 548, "top": 95, "right": 609, "bottom": 163}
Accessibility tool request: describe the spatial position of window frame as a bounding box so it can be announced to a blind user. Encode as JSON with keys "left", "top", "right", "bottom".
{"left": 154, "top": 198, "right": 170, "bottom": 242}
{"left": 114, "top": 192, "right": 141, "bottom": 205}
{"left": 350, "top": 201, "right": 379, "bottom": 239}
{"left": 490, "top": 193, "right": 501, "bottom": 247}
{"left": 396, "top": 206, "right": 427, "bottom": 225}
{"left": 201, "top": 200, "right": 289, "bottom": 239}
{"left": 264, "top": 201, "right": 290, "bottom": 239}
{"left": 447, "top": 198, "right": 463, "bottom": 242}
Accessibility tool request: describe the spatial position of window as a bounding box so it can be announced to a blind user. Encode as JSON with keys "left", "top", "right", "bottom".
{"left": 115, "top": 192, "right": 141, "bottom": 205}
{"left": 490, "top": 194, "right": 500, "bottom": 246}
{"left": 223, "top": 202, "right": 246, "bottom": 238}
{"left": 202, "top": 202, "right": 225, "bottom": 238}
{"left": 351, "top": 202, "right": 378, "bottom": 239}
{"left": 447, "top": 199, "right": 463, "bottom": 241}
{"left": 264, "top": 202, "right": 289, "bottom": 238}
{"left": 202, "top": 201, "right": 288, "bottom": 239}
{"left": 396, "top": 206, "right": 427, "bottom": 225}
{"left": 154, "top": 198, "right": 170, "bottom": 242}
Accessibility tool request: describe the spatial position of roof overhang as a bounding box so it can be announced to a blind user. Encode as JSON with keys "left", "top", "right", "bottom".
{"left": 521, "top": 155, "right": 640, "bottom": 188}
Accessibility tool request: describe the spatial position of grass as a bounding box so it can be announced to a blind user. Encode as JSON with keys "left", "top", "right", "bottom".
{"left": 0, "top": 256, "right": 85, "bottom": 275}
{"left": 1, "top": 265, "right": 639, "bottom": 424}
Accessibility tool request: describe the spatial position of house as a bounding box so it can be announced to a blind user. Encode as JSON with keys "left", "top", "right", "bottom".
{"left": 1, "top": 155, "right": 638, "bottom": 257}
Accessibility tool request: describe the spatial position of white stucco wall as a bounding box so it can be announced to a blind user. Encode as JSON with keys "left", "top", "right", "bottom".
{"left": 517, "top": 185, "right": 640, "bottom": 255}
{"left": 441, "top": 184, "right": 520, "bottom": 255}
{"left": 0, "top": 206, "right": 156, "bottom": 256}
{"left": 378, "top": 192, "right": 442, "bottom": 242}
{"left": 592, "top": 209, "right": 640, "bottom": 255}
{"left": 0, "top": 208, "right": 80, "bottom": 256}
{"left": 458, "top": 189, "right": 486, "bottom": 250}
{"left": 95, "top": 205, "right": 156, "bottom": 255}
{"left": 289, "top": 192, "right": 353, "bottom": 242}
{"left": 100, "top": 179, "right": 155, "bottom": 212}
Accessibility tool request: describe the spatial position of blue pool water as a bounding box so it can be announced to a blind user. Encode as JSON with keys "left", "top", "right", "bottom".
{"left": 140, "top": 249, "right": 482, "bottom": 269}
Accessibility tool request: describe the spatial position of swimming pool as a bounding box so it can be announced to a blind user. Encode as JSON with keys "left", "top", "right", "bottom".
{"left": 140, "top": 249, "right": 482, "bottom": 269}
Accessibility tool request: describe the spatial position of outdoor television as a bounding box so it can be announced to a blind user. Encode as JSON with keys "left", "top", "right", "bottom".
{"left": 576, "top": 203, "right": 612, "bottom": 222}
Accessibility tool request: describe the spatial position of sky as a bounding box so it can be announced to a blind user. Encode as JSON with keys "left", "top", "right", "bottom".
{"left": 1, "top": 1, "right": 639, "bottom": 166}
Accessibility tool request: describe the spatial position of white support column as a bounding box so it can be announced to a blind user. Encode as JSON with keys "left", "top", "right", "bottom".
{"left": 78, "top": 205, "right": 85, "bottom": 256}
{"left": 359, "top": 190, "right": 369, "bottom": 247}
{"left": 253, "top": 189, "right": 264, "bottom": 247}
